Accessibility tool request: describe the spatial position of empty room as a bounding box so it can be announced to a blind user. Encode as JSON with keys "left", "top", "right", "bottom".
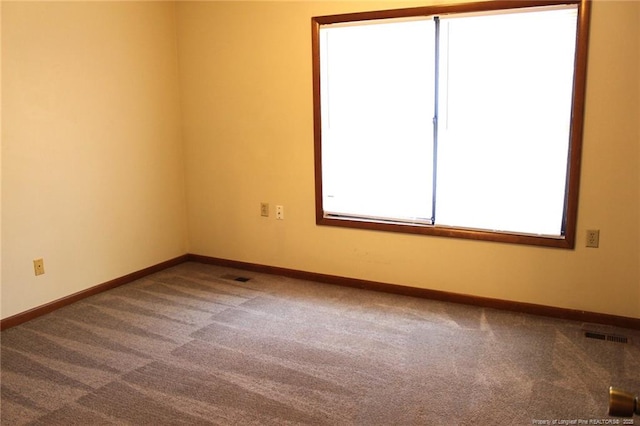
{"left": 1, "top": 0, "right": 639, "bottom": 424}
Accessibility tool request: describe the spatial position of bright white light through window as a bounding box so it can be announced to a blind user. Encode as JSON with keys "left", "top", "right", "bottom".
{"left": 321, "top": 19, "right": 436, "bottom": 223}
{"left": 318, "top": 5, "right": 578, "bottom": 237}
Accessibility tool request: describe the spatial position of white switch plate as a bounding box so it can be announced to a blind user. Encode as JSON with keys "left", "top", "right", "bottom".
{"left": 276, "top": 205, "right": 284, "bottom": 220}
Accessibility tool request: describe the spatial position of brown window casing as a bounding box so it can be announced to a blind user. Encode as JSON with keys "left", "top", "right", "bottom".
{"left": 311, "top": 0, "right": 591, "bottom": 248}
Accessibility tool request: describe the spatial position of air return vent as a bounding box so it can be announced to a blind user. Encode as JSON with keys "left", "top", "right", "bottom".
{"left": 584, "top": 331, "right": 628, "bottom": 344}
{"left": 221, "top": 274, "right": 252, "bottom": 283}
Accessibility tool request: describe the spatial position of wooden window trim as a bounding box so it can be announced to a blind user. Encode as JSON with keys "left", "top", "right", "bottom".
{"left": 312, "top": 0, "right": 591, "bottom": 249}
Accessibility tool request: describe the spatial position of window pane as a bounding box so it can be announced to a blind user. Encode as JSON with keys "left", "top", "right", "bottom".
{"left": 435, "top": 7, "right": 578, "bottom": 235}
{"left": 320, "top": 19, "right": 436, "bottom": 223}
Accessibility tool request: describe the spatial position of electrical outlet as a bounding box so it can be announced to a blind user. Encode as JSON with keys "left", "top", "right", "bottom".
{"left": 33, "top": 258, "right": 45, "bottom": 276}
{"left": 586, "top": 230, "right": 600, "bottom": 248}
{"left": 276, "top": 205, "right": 284, "bottom": 220}
{"left": 260, "top": 202, "right": 269, "bottom": 217}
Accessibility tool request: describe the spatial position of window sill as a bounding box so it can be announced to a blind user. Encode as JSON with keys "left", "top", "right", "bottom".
{"left": 317, "top": 215, "right": 573, "bottom": 249}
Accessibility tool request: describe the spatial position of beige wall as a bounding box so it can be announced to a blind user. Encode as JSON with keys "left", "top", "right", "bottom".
{"left": 1, "top": 1, "right": 4, "bottom": 316}
{"left": 177, "top": 0, "right": 639, "bottom": 319}
{"left": 2, "top": 1, "right": 638, "bottom": 321}
{"left": 1, "top": 2, "right": 188, "bottom": 319}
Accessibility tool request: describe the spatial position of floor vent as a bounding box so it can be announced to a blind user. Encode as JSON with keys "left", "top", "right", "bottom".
{"left": 221, "top": 274, "right": 252, "bottom": 283}
{"left": 584, "top": 331, "right": 628, "bottom": 344}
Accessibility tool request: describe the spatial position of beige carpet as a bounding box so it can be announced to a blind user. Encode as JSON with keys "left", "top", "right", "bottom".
{"left": 1, "top": 262, "right": 639, "bottom": 425}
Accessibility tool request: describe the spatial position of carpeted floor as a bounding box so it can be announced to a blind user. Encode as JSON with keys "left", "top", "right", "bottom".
{"left": 1, "top": 262, "right": 639, "bottom": 425}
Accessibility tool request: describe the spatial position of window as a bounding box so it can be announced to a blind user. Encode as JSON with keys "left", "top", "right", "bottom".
{"left": 312, "top": 0, "right": 591, "bottom": 248}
